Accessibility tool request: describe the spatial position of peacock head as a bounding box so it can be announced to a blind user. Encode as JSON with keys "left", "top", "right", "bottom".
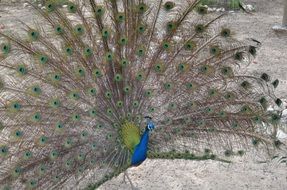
{"left": 144, "top": 116, "right": 155, "bottom": 131}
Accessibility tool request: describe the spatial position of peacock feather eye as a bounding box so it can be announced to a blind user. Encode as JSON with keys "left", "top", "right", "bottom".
{"left": 9, "top": 101, "right": 22, "bottom": 112}
{"left": 67, "top": 3, "right": 77, "bottom": 13}
{"left": 166, "top": 21, "right": 177, "bottom": 32}
{"left": 234, "top": 52, "right": 243, "bottom": 61}
{"left": 224, "top": 150, "right": 233, "bottom": 157}
{"left": 29, "top": 85, "right": 42, "bottom": 96}
{"left": 46, "top": 1, "right": 56, "bottom": 12}
{"left": 102, "top": 28, "right": 110, "bottom": 38}
{"left": 197, "top": 5, "right": 208, "bottom": 15}
{"left": 55, "top": 122, "right": 64, "bottom": 131}
{"left": 65, "top": 46, "right": 73, "bottom": 56}
{"left": 114, "top": 74, "right": 123, "bottom": 82}
{"left": 105, "top": 52, "right": 114, "bottom": 62}
{"left": 164, "top": 1, "right": 175, "bottom": 11}
{"left": 16, "top": 64, "right": 28, "bottom": 76}
{"left": 31, "top": 112, "right": 41, "bottom": 122}
{"left": 136, "top": 72, "right": 144, "bottom": 81}
{"left": 1, "top": 43, "right": 11, "bottom": 55}
{"left": 120, "top": 59, "right": 129, "bottom": 67}
{"left": 154, "top": 63, "right": 164, "bottom": 73}
{"left": 185, "top": 82, "right": 197, "bottom": 91}
{"left": 148, "top": 107, "right": 155, "bottom": 113}
{"left": 75, "top": 67, "right": 85, "bottom": 77}
{"left": 0, "top": 145, "right": 8, "bottom": 157}
{"left": 38, "top": 164, "right": 46, "bottom": 175}
{"left": 218, "top": 111, "right": 226, "bottom": 118}
{"left": 116, "top": 101, "right": 123, "bottom": 107}
{"left": 77, "top": 166, "right": 85, "bottom": 174}
{"left": 248, "top": 46, "right": 256, "bottom": 56}
{"left": 275, "top": 98, "right": 282, "bottom": 106}
{"left": 199, "top": 65, "right": 214, "bottom": 75}
{"left": 272, "top": 79, "right": 279, "bottom": 88}
{"left": 253, "top": 115, "right": 262, "bottom": 123}
{"left": 240, "top": 81, "right": 251, "bottom": 90}
{"left": 274, "top": 140, "right": 282, "bottom": 148}
{"left": 74, "top": 24, "right": 85, "bottom": 36}
{"left": 37, "top": 54, "right": 48, "bottom": 65}
{"left": 55, "top": 25, "right": 64, "bottom": 35}
{"left": 105, "top": 91, "right": 112, "bottom": 99}
{"left": 80, "top": 131, "right": 89, "bottom": 139}
{"left": 50, "top": 73, "right": 61, "bottom": 83}
{"left": 72, "top": 113, "right": 81, "bottom": 121}
{"left": 49, "top": 98, "right": 61, "bottom": 109}
{"left": 119, "top": 37, "right": 128, "bottom": 46}
{"left": 259, "top": 97, "right": 268, "bottom": 108}
{"left": 240, "top": 105, "right": 252, "bottom": 114}
{"left": 195, "top": 24, "right": 205, "bottom": 33}
{"left": 69, "top": 91, "right": 80, "bottom": 100}
{"left": 89, "top": 108, "right": 97, "bottom": 117}
{"left": 260, "top": 73, "right": 270, "bottom": 82}
{"left": 64, "top": 159, "right": 74, "bottom": 169}
{"left": 224, "top": 92, "right": 236, "bottom": 100}
{"left": 106, "top": 108, "right": 113, "bottom": 115}
{"left": 116, "top": 12, "right": 125, "bottom": 22}
{"left": 96, "top": 123, "right": 103, "bottom": 129}
{"left": 133, "top": 101, "right": 139, "bottom": 108}
{"left": 252, "top": 138, "right": 259, "bottom": 146}
{"left": 184, "top": 40, "right": 196, "bottom": 51}
{"left": 53, "top": 175, "right": 60, "bottom": 182}
{"left": 208, "top": 88, "right": 219, "bottom": 97}
{"left": 137, "top": 24, "right": 146, "bottom": 33}
{"left": 28, "top": 29, "right": 39, "bottom": 41}
{"left": 205, "top": 107, "right": 213, "bottom": 114}
{"left": 163, "top": 82, "right": 173, "bottom": 90}
{"left": 231, "top": 121, "right": 240, "bottom": 128}
{"left": 12, "top": 166, "right": 22, "bottom": 178}
{"left": 93, "top": 68, "right": 102, "bottom": 78}
{"left": 50, "top": 150, "right": 59, "bottom": 160}
{"left": 221, "top": 66, "right": 234, "bottom": 77}
{"left": 162, "top": 41, "right": 171, "bottom": 50}
{"left": 168, "top": 102, "right": 177, "bottom": 110}
{"left": 123, "top": 86, "right": 131, "bottom": 93}
{"left": 87, "top": 87, "right": 97, "bottom": 96}
{"left": 83, "top": 47, "right": 92, "bottom": 57}
{"left": 106, "top": 133, "right": 113, "bottom": 140}
{"left": 209, "top": 45, "right": 221, "bottom": 56}
{"left": 137, "top": 3, "right": 148, "bottom": 14}
{"left": 136, "top": 46, "right": 145, "bottom": 57}
{"left": 91, "top": 142, "right": 97, "bottom": 150}
{"left": 177, "top": 63, "right": 188, "bottom": 72}
{"left": 220, "top": 28, "right": 231, "bottom": 38}
{"left": 144, "top": 89, "right": 153, "bottom": 97}
{"left": 38, "top": 135, "right": 47, "bottom": 145}
{"left": 270, "top": 113, "right": 280, "bottom": 124}
{"left": 95, "top": 6, "right": 105, "bottom": 16}
{"left": 23, "top": 151, "right": 33, "bottom": 160}
{"left": 64, "top": 138, "right": 73, "bottom": 148}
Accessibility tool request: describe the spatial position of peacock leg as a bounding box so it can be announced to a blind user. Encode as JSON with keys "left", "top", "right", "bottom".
{"left": 123, "top": 171, "right": 138, "bottom": 190}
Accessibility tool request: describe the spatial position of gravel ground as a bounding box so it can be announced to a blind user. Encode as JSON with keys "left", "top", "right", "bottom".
{"left": 0, "top": 0, "right": 287, "bottom": 190}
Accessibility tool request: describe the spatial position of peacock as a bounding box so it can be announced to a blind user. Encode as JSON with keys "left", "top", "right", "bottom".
{"left": 0, "top": 0, "right": 285, "bottom": 189}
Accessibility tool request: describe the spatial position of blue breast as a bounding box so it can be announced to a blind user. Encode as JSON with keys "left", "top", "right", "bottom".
{"left": 131, "top": 129, "right": 149, "bottom": 166}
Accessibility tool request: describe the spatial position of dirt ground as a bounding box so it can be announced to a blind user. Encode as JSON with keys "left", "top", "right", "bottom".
{"left": 0, "top": 0, "right": 287, "bottom": 190}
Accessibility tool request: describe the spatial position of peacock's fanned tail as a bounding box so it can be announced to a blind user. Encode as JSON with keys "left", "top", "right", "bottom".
{"left": 0, "top": 0, "right": 284, "bottom": 189}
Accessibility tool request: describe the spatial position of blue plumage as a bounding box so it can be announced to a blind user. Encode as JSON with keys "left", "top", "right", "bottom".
{"left": 131, "top": 118, "right": 155, "bottom": 166}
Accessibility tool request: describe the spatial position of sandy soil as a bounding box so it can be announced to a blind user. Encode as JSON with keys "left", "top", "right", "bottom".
{"left": 0, "top": 0, "right": 287, "bottom": 190}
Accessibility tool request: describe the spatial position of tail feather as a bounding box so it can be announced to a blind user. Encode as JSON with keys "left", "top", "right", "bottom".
{"left": 0, "top": 0, "right": 285, "bottom": 189}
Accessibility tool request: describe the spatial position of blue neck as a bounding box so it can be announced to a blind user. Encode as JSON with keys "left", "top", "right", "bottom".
{"left": 131, "top": 128, "right": 150, "bottom": 166}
